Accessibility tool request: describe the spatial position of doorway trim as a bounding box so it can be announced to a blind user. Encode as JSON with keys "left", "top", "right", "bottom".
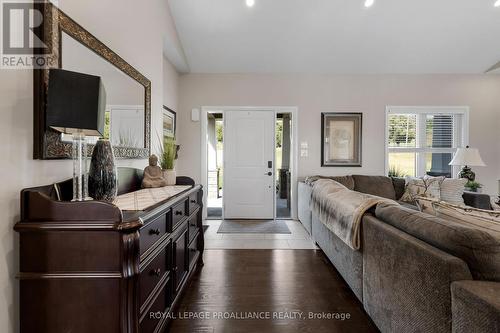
{"left": 201, "top": 106, "right": 299, "bottom": 220}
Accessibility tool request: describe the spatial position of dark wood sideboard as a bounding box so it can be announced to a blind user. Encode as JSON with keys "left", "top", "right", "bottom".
{"left": 14, "top": 168, "right": 204, "bottom": 333}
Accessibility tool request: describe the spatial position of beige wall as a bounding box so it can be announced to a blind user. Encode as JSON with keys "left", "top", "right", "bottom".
{"left": 0, "top": 0, "right": 179, "bottom": 331}
{"left": 164, "top": 57, "right": 180, "bottom": 113}
{"left": 177, "top": 74, "right": 500, "bottom": 195}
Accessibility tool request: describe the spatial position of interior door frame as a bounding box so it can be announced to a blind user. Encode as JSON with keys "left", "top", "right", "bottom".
{"left": 201, "top": 106, "right": 299, "bottom": 220}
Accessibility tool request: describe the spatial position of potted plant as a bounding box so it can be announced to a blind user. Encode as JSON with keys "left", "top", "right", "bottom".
{"left": 465, "top": 180, "right": 482, "bottom": 193}
{"left": 388, "top": 165, "right": 406, "bottom": 178}
{"left": 160, "top": 136, "right": 177, "bottom": 185}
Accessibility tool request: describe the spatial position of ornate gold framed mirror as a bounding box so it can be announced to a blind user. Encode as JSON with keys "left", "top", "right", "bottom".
{"left": 33, "top": 2, "right": 151, "bottom": 159}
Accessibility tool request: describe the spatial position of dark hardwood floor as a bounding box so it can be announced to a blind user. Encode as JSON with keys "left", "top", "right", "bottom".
{"left": 169, "top": 250, "right": 379, "bottom": 333}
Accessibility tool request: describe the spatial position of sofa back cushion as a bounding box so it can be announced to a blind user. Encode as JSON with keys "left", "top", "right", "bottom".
{"left": 375, "top": 202, "right": 500, "bottom": 281}
{"left": 352, "top": 175, "right": 396, "bottom": 200}
{"left": 391, "top": 177, "right": 406, "bottom": 200}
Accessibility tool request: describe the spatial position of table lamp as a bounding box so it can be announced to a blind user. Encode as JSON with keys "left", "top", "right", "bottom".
{"left": 46, "top": 68, "right": 106, "bottom": 201}
{"left": 448, "top": 146, "right": 486, "bottom": 181}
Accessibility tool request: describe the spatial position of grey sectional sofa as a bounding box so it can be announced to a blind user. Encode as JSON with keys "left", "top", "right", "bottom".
{"left": 298, "top": 175, "right": 500, "bottom": 333}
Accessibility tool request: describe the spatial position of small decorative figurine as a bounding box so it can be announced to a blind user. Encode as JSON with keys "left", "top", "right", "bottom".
{"left": 142, "top": 155, "right": 168, "bottom": 188}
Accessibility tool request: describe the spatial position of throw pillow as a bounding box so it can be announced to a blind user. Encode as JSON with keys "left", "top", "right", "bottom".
{"left": 415, "top": 196, "right": 440, "bottom": 215}
{"left": 440, "top": 178, "right": 467, "bottom": 205}
{"left": 400, "top": 175, "right": 444, "bottom": 203}
{"left": 491, "top": 199, "right": 500, "bottom": 211}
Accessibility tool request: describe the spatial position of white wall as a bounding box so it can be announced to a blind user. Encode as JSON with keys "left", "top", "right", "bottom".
{"left": 0, "top": 0, "right": 179, "bottom": 331}
{"left": 177, "top": 74, "right": 500, "bottom": 195}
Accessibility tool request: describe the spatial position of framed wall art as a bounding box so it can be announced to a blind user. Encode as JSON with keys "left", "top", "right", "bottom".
{"left": 163, "top": 106, "right": 176, "bottom": 138}
{"left": 321, "top": 113, "right": 362, "bottom": 167}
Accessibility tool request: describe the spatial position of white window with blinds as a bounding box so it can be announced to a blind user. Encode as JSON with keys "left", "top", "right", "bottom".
{"left": 385, "top": 106, "right": 469, "bottom": 178}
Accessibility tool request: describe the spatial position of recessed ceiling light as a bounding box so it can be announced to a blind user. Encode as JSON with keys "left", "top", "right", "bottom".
{"left": 364, "top": 0, "right": 375, "bottom": 7}
{"left": 246, "top": 0, "right": 255, "bottom": 8}
{"left": 495, "top": 0, "right": 500, "bottom": 7}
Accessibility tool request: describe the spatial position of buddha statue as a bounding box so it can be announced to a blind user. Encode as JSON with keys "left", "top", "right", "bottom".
{"left": 142, "top": 155, "right": 168, "bottom": 188}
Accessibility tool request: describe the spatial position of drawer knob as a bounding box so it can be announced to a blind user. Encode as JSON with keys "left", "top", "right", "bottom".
{"left": 149, "top": 228, "right": 161, "bottom": 236}
{"left": 190, "top": 200, "right": 196, "bottom": 204}
{"left": 189, "top": 222, "right": 196, "bottom": 227}
{"left": 150, "top": 268, "right": 161, "bottom": 277}
{"left": 175, "top": 210, "right": 183, "bottom": 216}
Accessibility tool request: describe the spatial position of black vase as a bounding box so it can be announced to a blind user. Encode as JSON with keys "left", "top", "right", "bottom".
{"left": 88, "top": 139, "right": 117, "bottom": 202}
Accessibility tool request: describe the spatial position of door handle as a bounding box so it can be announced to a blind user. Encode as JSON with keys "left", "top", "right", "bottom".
{"left": 265, "top": 172, "right": 272, "bottom": 176}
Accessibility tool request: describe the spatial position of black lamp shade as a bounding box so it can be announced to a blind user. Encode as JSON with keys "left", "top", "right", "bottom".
{"left": 46, "top": 68, "right": 106, "bottom": 136}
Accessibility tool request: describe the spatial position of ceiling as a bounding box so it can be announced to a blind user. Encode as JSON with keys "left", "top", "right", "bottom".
{"left": 168, "top": 0, "right": 500, "bottom": 74}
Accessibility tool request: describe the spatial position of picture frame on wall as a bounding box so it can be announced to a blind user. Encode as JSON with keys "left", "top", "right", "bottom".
{"left": 321, "top": 112, "right": 362, "bottom": 167}
{"left": 163, "top": 106, "right": 176, "bottom": 138}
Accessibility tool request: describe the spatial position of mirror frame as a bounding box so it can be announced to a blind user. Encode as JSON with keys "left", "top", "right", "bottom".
{"left": 33, "top": 3, "right": 151, "bottom": 159}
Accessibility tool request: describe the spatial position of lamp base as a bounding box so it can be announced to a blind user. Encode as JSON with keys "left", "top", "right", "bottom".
{"left": 458, "top": 165, "right": 475, "bottom": 182}
{"left": 71, "top": 132, "right": 89, "bottom": 201}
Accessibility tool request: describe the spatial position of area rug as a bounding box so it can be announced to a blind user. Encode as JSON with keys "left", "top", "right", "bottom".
{"left": 217, "top": 220, "right": 291, "bottom": 234}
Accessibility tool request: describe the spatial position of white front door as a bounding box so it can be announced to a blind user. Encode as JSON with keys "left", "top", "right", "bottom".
{"left": 224, "top": 111, "right": 275, "bottom": 219}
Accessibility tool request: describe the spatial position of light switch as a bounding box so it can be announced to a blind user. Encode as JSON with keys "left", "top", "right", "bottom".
{"left": 301, "top": 149, "right": 308, "bottom": 157}
{"left": 191, "top": 108, "right": 200, "bottom": 122}
{"left": 301, "top": 142, "right": 308, "bottom": 149}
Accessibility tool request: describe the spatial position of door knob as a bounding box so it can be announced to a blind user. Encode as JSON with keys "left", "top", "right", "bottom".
{"left": 265, "top": 172, "right": 272, "bottom": 176}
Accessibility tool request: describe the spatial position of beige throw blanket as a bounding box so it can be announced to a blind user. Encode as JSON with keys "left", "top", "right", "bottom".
{"left": 310, "top": 179, "right": 394, "bottom": 250}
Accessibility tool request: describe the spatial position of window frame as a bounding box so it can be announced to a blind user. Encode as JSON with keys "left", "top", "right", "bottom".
{"left": 385, "top": 106, "right": 469, "bottom": 178}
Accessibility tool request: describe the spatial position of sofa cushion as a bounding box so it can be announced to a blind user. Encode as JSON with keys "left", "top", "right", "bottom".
{"left": 375, "top": 202, "right": 500, "bottom": 281}
{"left": 304, "top": 175, "right": 355, "bottom": 190}
{"left": 352, "top": 175, "right": 396, "bottom": 200}
{"left": 391, "top": 177, "right": 406, "bottom": 200}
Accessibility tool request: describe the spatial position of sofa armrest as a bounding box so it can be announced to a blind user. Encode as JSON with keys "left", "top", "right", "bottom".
{"left": 451, "top": 281, "right": 500, "bottom": 333}
{"left": 362, "top": 215, "right": 473, "bottom": 333}
{"left": 462, "top": 191, "right": 492, "bottom": 210}
{"left": 297, "top": 182, "right": 312, "bottom": 234}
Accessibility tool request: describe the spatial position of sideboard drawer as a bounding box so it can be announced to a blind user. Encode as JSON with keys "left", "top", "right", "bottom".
{"left": 188, "top": 215, "right": 198, "bottom": 244}
{"left": 139, "top": 214, "right": 168, "bottom": 256}
{"left": 172, "top": 200, "right": 188, "bottom": 230}
{"left": 139, "top": 278, "right": 171, "bottom": 333}
{"left": 188, "top": 192, "right": 200, "bottom": 215}
{"left": 173, "top": 227, "right": 189, "bottom": 293}
{"left": 188, "top": 233, "right": 200, "bottom": 270}
{"left": 139, "top": 241, "right": 171, "bottom": 308}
